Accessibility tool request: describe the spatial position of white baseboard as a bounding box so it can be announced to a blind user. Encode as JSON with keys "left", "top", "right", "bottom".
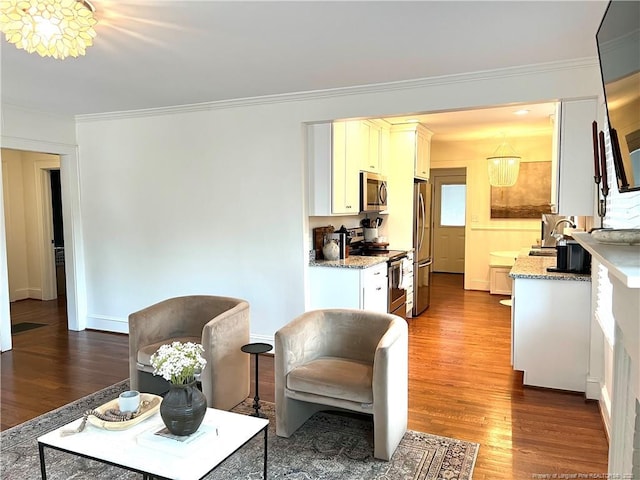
{"left": 466, "top": 279, "right": 489, "bottom": 291}
{"left": 599, "top": 384, "right": 612, "bottom": 440}
{"left": 28, "top": 288, "right": 42, "bottom": 299}
{"left": 10, "top": 288, "right": 43, "bottom": 301}
{"left": 10, "top": 288, "right": 30, "bottom": 302}
{"left": 585, "top": 376, "right": 601, "bottom": 400}
{"left": 250, "top": 333, "right": 274, "bottom": 349}
{"left": 85, "top": 314, "right": 129, "bottom": 334}
{"left": 83, "top": 317, "right": 274, "bottom": 348}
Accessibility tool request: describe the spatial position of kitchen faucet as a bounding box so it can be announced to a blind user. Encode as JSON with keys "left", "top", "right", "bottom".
{"left": 551, "top": 219, "right": 577, "bottom": 240}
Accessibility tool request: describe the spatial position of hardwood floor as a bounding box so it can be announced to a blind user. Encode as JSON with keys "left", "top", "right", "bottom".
{"left": 2, "top": 296, "right": 130, "bottom": 428}
{"left": 1, "top": 274, "right": 608, "bottom": 479}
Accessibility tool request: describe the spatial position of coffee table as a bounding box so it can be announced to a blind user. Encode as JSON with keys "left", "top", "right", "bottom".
{"left": 37, "top": 407, "right": 269, "bottom": 480}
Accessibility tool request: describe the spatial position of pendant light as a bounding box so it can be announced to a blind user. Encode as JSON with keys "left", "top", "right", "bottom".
{"left": 487, "top": 139, "right": 521, "bottom": 187}
{"left": 0, "top": 0, "right": 97, "bottom": 60}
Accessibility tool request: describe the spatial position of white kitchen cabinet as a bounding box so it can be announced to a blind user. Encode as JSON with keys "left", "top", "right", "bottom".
{"left": 490, "top": 267, "right": 512, "bottom": 295}
{"left": 360, "top": 120, "right": 390, "bottom": 175}
{"left": 379, "top": 124, "right": 390, "bottom": 177}
{"left": 489, "top": 251, "right": 517, "bottom": 295}
{"left": 308, "top": 263, "right": 388, "bottom": 313}
{"left": 307, "top": 121, "right": 360, "bottom": 215}
{"left": 551, "top": 98, "right": 597, "bottom": 215}
{"left": 511, "top": 274, "right": 591, "bottom": 392}
{"left": 415, "top": 125, "right": 433, "bottom": 180}
{"left": 390, "top": 123, "right": 433, "bottom": 181}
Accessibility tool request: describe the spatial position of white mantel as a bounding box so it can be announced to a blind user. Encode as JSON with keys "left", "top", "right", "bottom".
{"left": 574, "top": 233, "right": 640, "bottom": 288}
{"left": 573, "top": 232, "right": 640, "bottom": 477}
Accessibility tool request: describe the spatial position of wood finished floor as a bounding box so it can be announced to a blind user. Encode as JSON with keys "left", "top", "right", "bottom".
{"left": 1, "top": 274, "right": 608, "bottom": 479}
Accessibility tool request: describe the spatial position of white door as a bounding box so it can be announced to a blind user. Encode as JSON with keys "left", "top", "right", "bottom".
{"left": 433, "top": 171, "right": 466, "bottom": 273}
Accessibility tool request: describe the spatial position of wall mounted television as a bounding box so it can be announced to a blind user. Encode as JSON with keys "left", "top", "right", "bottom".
{"left": 596, "top": 0, "right": 640, "bottom": 193}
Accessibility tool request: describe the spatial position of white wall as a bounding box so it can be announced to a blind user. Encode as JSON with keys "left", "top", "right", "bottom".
{"left": 73, "top": 60, "right": 602, "bottom": 342}
{"left": 2, "top": 149, "right": 29, "bottom": 300}
{"left": 431, "top": 134, "right": 553, "bottom": 290}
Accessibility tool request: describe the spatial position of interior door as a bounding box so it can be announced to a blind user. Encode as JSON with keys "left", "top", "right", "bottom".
{"left": 433, "top": 172, "right": 466, "bottom": 273}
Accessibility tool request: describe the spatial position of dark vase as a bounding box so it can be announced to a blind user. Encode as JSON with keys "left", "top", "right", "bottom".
{"left": 160, "top": 380, "right": 207, "bottom": 436}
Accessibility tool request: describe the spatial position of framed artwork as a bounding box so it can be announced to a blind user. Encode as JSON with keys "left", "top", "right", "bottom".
{"left": 490, "top": 161, "right": 552, "bottom": 219}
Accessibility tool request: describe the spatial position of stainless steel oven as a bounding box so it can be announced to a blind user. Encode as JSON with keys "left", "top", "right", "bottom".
{"left": 388, "top": 254, "right": 407, "bottom": 320}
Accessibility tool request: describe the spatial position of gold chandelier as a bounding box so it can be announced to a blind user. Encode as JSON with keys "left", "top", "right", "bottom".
{"left": 0, "top": 0, "right": 97, "bottom": 60}
{"left": 487, "top": 140, "right": 521, "bottom": 187}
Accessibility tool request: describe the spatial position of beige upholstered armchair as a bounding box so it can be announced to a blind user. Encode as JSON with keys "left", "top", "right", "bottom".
{"left": 129, "top": 295, "right": 250, "bottom": 411}
{"left": 275, "top": 308, "right": 408, "bottom": 461}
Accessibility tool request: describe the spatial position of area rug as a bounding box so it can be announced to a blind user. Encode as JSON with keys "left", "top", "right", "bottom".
{"left": 1, "top": 380, "right": 479, "bottom": 479}
{"left": 10, "top": 322, "right": 46, "bottom": 334}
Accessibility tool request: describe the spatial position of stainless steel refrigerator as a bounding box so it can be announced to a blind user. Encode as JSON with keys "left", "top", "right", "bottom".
{"left": 413, "top": 180, "right": 432, "bottom": 316}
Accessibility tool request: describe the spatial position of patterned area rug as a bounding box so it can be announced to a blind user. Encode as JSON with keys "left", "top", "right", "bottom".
{"left": 1, "top": 380, "right": 479, "bottom": 479}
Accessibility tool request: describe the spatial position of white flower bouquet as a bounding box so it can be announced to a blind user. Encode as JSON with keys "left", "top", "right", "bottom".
{"left": 150, "top": 341, "right": 207, "bottom": 385}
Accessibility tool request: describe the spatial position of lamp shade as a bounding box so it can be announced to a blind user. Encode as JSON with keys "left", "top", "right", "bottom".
{"left": 0, "top": 0, "right": 97, "bottom": 59}
{"left": 487, "top": 142, "right": 521, "bottom": 187}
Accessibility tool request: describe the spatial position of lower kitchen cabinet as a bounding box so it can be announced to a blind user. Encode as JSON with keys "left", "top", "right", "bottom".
{"left": 308, "top": 263, "right": 388, "bottom": 313}
{"left": 511, "top": 274, "right": 591, "bottom": 392}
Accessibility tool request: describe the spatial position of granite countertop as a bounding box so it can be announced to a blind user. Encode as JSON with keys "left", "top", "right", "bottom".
{"left": 509, "top": 255, "right": 591, "bottom": 282}
{"left": 309, "top": 255, "right": 388, "bottom": 269}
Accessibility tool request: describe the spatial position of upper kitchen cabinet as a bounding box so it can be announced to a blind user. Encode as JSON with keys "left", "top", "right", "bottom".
{"left": 390, "top": 123, "right": 433, "bottom": 181}
{"left": 359, "top": 119, "right": 390, "bottom": 175}
{"left": 307, "top": 120, "right": 391, "bottom": 216}
{"left": 551, "top": 98, "right": 597, "bottom": 215}
{"left": 308, "top": 121, "right": 360, "bottom": 215}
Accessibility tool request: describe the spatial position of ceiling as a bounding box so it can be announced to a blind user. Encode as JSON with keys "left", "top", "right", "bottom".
{"left": 1, "top": 0, "right": 608, "bottom": 138}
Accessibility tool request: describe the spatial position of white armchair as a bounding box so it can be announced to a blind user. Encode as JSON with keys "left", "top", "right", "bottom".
{"left": 275, "top": 308, "right": 408, "bottom": 461}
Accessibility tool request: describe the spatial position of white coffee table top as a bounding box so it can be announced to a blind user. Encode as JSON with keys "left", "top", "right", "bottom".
{"left": 38, "top": 408, "right": 269, "bottom": 480}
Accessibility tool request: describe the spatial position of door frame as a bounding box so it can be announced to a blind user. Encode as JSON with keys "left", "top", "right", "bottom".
{"left": 431, "top": 167, "right": 467, "bottom": 274}
{"left": 35, "top": 159, "right": 60, "bottom": 301}
{"left": 1, "top": 137, "right": 86, "bottom": 352}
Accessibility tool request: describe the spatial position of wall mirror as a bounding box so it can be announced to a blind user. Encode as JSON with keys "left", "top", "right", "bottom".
{"left": 596, "top": 0, "right": 640, "bottom": 192}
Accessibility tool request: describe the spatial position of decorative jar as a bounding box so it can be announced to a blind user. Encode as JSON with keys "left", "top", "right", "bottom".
{"left": 160, "top": 380, "right": 207, "bottom": 436}
{"left": 322, "top": 239, "right": 340, "bottom": 260}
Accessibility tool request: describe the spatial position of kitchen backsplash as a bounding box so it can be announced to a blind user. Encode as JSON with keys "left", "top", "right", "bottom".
{"left": 308, "top": 214, "right": 388, "bottom": 252}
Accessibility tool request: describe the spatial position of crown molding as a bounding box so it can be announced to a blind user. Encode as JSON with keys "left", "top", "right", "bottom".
{"left": 0, "top": 135, "right": 77, "bottom": 154}
{"left": 75, "top": 57, "right": 599, "bottom": 123}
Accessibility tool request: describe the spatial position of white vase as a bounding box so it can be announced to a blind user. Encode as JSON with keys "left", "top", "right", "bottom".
{"left": 322, "top": 240, "right": 340, "bottom": 260}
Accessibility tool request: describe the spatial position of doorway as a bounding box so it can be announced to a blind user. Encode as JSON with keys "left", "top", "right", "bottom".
{"left": 2, "top": 151, "right": 67, "bottom": 333}
{"left": 50, "top": 170, "right": 66, "bottom": 297}
{"left": 1, "top": 143, "right": 82, "bottom": 352}
{"left": 432, "top": 168, "right": 467, "bottom": 274}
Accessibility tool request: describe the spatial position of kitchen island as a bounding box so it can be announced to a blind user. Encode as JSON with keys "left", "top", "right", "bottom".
{"left": 509, "top": 254, "right": 591, "bottom": 392}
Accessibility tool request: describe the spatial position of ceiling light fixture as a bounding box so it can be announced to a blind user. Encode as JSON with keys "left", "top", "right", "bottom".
{"left": 0, "top": 0, "right": 97, "bottom": 60}
{"left": 514, "top": 109, "right": 530, "bottom": 116}
{"left": 487, "top": 138, "right": 521, "bottom": 187}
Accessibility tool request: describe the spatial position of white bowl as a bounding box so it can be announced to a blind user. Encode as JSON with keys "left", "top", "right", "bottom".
{"left": 591, "top": 229, "right": 640, "bottom": 245}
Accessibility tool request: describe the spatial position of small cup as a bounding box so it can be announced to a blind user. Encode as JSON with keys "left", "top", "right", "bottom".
{"left": 118, "top": 390, "right": 140, "bottom": 413}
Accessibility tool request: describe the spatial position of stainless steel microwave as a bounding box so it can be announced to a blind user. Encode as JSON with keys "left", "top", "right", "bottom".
{"left": 360, "top": 171, "right": 388, "bottom": 213}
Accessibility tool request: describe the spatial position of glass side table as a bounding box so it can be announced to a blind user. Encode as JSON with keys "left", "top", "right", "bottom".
{"left": 241, "top": 342, "right": 273, "bottom": 418}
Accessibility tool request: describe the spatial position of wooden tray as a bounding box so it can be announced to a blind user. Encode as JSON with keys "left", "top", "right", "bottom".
{"left": 87, "top": 393, "right": 162, "bottom": 431}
